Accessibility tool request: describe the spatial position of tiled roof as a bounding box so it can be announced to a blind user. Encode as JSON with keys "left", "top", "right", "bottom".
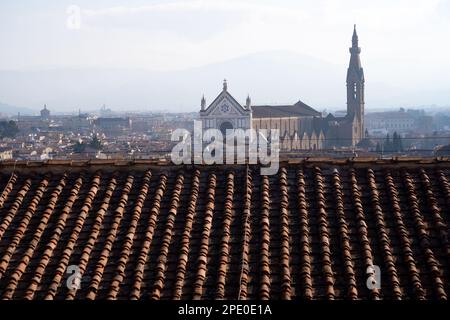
{"left": 252, "top": 100, "right": 321, "bottom": 118}
{"left": 0, "top": 158, "right": 449, "bottom": 300}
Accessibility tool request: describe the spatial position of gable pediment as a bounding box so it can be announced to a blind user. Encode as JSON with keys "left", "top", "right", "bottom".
{"left": 203, "top": 91, "right": 248, "bottom": 117}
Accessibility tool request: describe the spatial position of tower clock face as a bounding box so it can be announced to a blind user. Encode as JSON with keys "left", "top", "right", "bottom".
{"left": 220, "top": 104, "right": 230, "bottom": 113}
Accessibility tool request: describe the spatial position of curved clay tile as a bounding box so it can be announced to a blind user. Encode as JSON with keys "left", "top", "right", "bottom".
{"left": 0, "top": 162, "right": 447, "bottom": 300}
{"left": 106, "top": 170, "right": 152, "bottom": 300}
{"left": 279, "top": 167, "right": 292, "bottom": 300}
{"left": 420, "top": 169, "right": 449, "bottom": 258}
{"left": 436, "top": 170, "right": 450, "bottom": 209}
{"left": 237, "top": 167, "right": 252, "bottom": 300}
{"left": 0, "top": 178, "right": 32, "bottom": 242}
{"left": 314, "top": 167, "right": 335, "bottom": 300}
{"left": 367, "top": 168, "right": 402, "bottom": 299}
{"left": 402, "top": 170, "right": 447, "bottom": 300}
{"left": 349, "top": 169, "right": 380, "bottom": 300}
{"left": 0, "top": 173, "right": 18, "bottom": 210}
{"left": 0, "top": 175, "right": 50, "bottom": 280}
{"left": 259, "top": 175, "right": 271, "bottom": 300}
{"left": 151, "top": 173, "right": 185, "bottom": 300}
{"left": 2, "top": 173, "right": 71, "bottom": 300}
{"left": 84, "top": 175, "right": 134, "bottom": 300}
{"left": 23, "top": 174, "right": 97, "bottom": 300}
{"left": 62, "top": 174, "right": 118, "bottom": 300}
{"left": 332, "top": 169, "right": 358, "bottom": 300}
{"left": 129, "top": 174, "right": 168, "bottom": 300}
{"left": 192, "top": 173, "right": 217, "bottom": 300}
{"left": 297, "top": 169, "right": 313, "bottom": 300}
{"left": 173, "top": 170, "right": 201, "bottom": 300}
{"left": 215, "top": 171, "right": 235, "bottom": 300}
{"left": 44, "top": 173, "right": 103, "bottom": 299}
{"left": 384, "top": 170, "right": 425, "bottom": 299}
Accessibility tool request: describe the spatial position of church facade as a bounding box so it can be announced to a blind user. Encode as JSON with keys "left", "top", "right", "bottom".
{"left": 199, "top": 26, "right": 365, "bottom": 150}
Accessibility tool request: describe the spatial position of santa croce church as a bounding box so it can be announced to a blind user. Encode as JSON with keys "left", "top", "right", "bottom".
{"left": 199, "top": 26, "right": 365, "bottom": 151}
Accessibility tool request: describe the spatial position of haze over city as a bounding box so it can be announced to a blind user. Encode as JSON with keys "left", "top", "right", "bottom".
{"left": 0, "top": 0, "right": 449, "bottom": 113}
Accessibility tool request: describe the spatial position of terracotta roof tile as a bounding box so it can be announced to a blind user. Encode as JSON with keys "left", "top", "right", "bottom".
{"left": 259, "top": 175, "right": 271, "bottom": 300}
{"left": 215, "top": 172, "right": 234, "bottom": 300}
{"left": 237, "top": 167, "right": 252, "bottom": 300}
{"left": 0, "top": 173, "right": 17, "bottom": 210}
{"left": 384, "top": 170, "right": 425, "bottom": 299}
{"left": 0, "top": 176, "right": 50, "bottom": 280}
{"left": 403, "top": 170, "right": 447, "bottom": 300}
{"left": 45, "top": 173, "right": 101, "bottom": 299}
{"left": 130, "top": 174, "right": 167, "bottom": 300}
{"left": 3, "top": 173, "right": 71, "bottom": 300}
{"left": 106, "top": 171, "right": 152, "bottom": 300}
{"left": 173, "top": 170, "right": 201, "bottom": 300}
{"left": 0, "top": 159, "right": 448, "bottom": 300}
{"left": 314, "top": 167, "right": 335, "bottom": 300}
{"left": 349, "top": 169, "right": 380, "bottom": 300}
{"left": 84, "top": 175, "right": 133, "bottom": 300}
{"left": 296, "top": 169, "right": 313, "bottom": 299}
{"left": 332, "top": 169, "right": 357, "bottom": 300}
{"left": 192, "top": 173, "right": 217, "bottom": 300}
{"left": 151, "top": 173, "right": 185, "bottom": 300}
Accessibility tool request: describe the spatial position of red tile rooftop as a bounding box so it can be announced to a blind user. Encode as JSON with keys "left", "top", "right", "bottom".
{"left": 0, "top": 158, "right": 448, "bottom": 300}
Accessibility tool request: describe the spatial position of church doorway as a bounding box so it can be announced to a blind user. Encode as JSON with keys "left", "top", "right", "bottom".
{"left": 219, "top": 121, "right": 233, "bottom": 135}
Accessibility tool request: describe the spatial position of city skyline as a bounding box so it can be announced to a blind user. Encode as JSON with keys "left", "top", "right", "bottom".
{"left": 0, "top": 0, "right": 449, "bottom": 111}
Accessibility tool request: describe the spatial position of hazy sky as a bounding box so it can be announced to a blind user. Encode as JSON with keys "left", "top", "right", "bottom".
{"left": 0, "top": 0, "right": 449, "bottom": 110}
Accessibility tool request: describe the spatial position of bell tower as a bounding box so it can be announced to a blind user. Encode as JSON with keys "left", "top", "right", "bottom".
{"left": 346, "top": 25, "right": 365, "bottom": 144}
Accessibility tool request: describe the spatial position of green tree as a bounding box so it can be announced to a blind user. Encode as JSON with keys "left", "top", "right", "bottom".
{"left": 397, "top": 134, "right": 404, "bottom": 152}
{"left": 384, "top": 133, "right": 392, "bottom": 152}
{"left": 89, "top": 135, "right": 102, "bottom": 150}
{"left": 73, "top": 141, "right": 86, "bottom": 153}
{"left": 393, "top": 132, "right": 399, "bottom": 152}
{"left": 392, "top": 132, "right": 404, "bottom": 152}
{"left": 0, "top": 121, "right": 19, "bottom": 138}
{"left": 375, "top": 142, "right": 381, "bottom": 153}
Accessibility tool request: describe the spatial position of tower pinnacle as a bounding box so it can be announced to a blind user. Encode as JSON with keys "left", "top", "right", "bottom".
{"left": 201, "top": 95, "right": 206, "bottom": 111}
{"left": 352, "top": 24, "right": 358, "bottom": 47}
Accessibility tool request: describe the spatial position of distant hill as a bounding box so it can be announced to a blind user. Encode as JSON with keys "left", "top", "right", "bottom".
{"left": 0, "top": 102, "right": 36, "bottom": 116}
{"left": 0, "top": 50, "right": 446, "bottom": 113}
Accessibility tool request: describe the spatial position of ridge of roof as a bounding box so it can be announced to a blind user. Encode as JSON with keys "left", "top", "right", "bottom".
{"left": 0, "top": 157, "right": 449, "bottom": 172}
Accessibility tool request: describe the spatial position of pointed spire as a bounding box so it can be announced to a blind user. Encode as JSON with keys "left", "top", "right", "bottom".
{"left": 246, "top": 94, "right": 251, "bottom": 109}
{"left": 223, "top": 79, "right": 228, "bottom": 91}
{"left": 352, "top": 24, "right": 358, "bottom": 47}
{"left": 201, "top": 94, "right": 206, "bottom": 111}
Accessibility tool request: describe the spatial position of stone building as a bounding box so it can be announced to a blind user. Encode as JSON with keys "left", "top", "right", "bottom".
{"left": 199, "top": 26, "right": 365, "bottom": 150}
{"left": 40, "top": 104, "right": 50, "bottom": 120}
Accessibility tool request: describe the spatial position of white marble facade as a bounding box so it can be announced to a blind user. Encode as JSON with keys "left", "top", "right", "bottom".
{"left": 199, "top": 80, "right": 252, "bottom": 134}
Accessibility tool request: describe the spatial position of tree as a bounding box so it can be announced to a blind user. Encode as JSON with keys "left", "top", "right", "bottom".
{"left": 392, "top": 132, "right": 404, "bottom": 152}
{"left": 0, "top": 121, "right": 19, "bottom": 138}
{"left": 73, "top": 141, "right": 86, "bottom": 153}
{"left": 397, "top": 134, "right": 404, "bottom": 152}
{"left": 393, "top": 132, "right": 399, "bottom": 152}
{"left": 375, "top": 142, "right": 381, "bottom": 153}
{"left": 89, "top": 135, "right": 102, "bottom": 150}
{"left": 384, "top": 134, "right": 392, "bottom": 152}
